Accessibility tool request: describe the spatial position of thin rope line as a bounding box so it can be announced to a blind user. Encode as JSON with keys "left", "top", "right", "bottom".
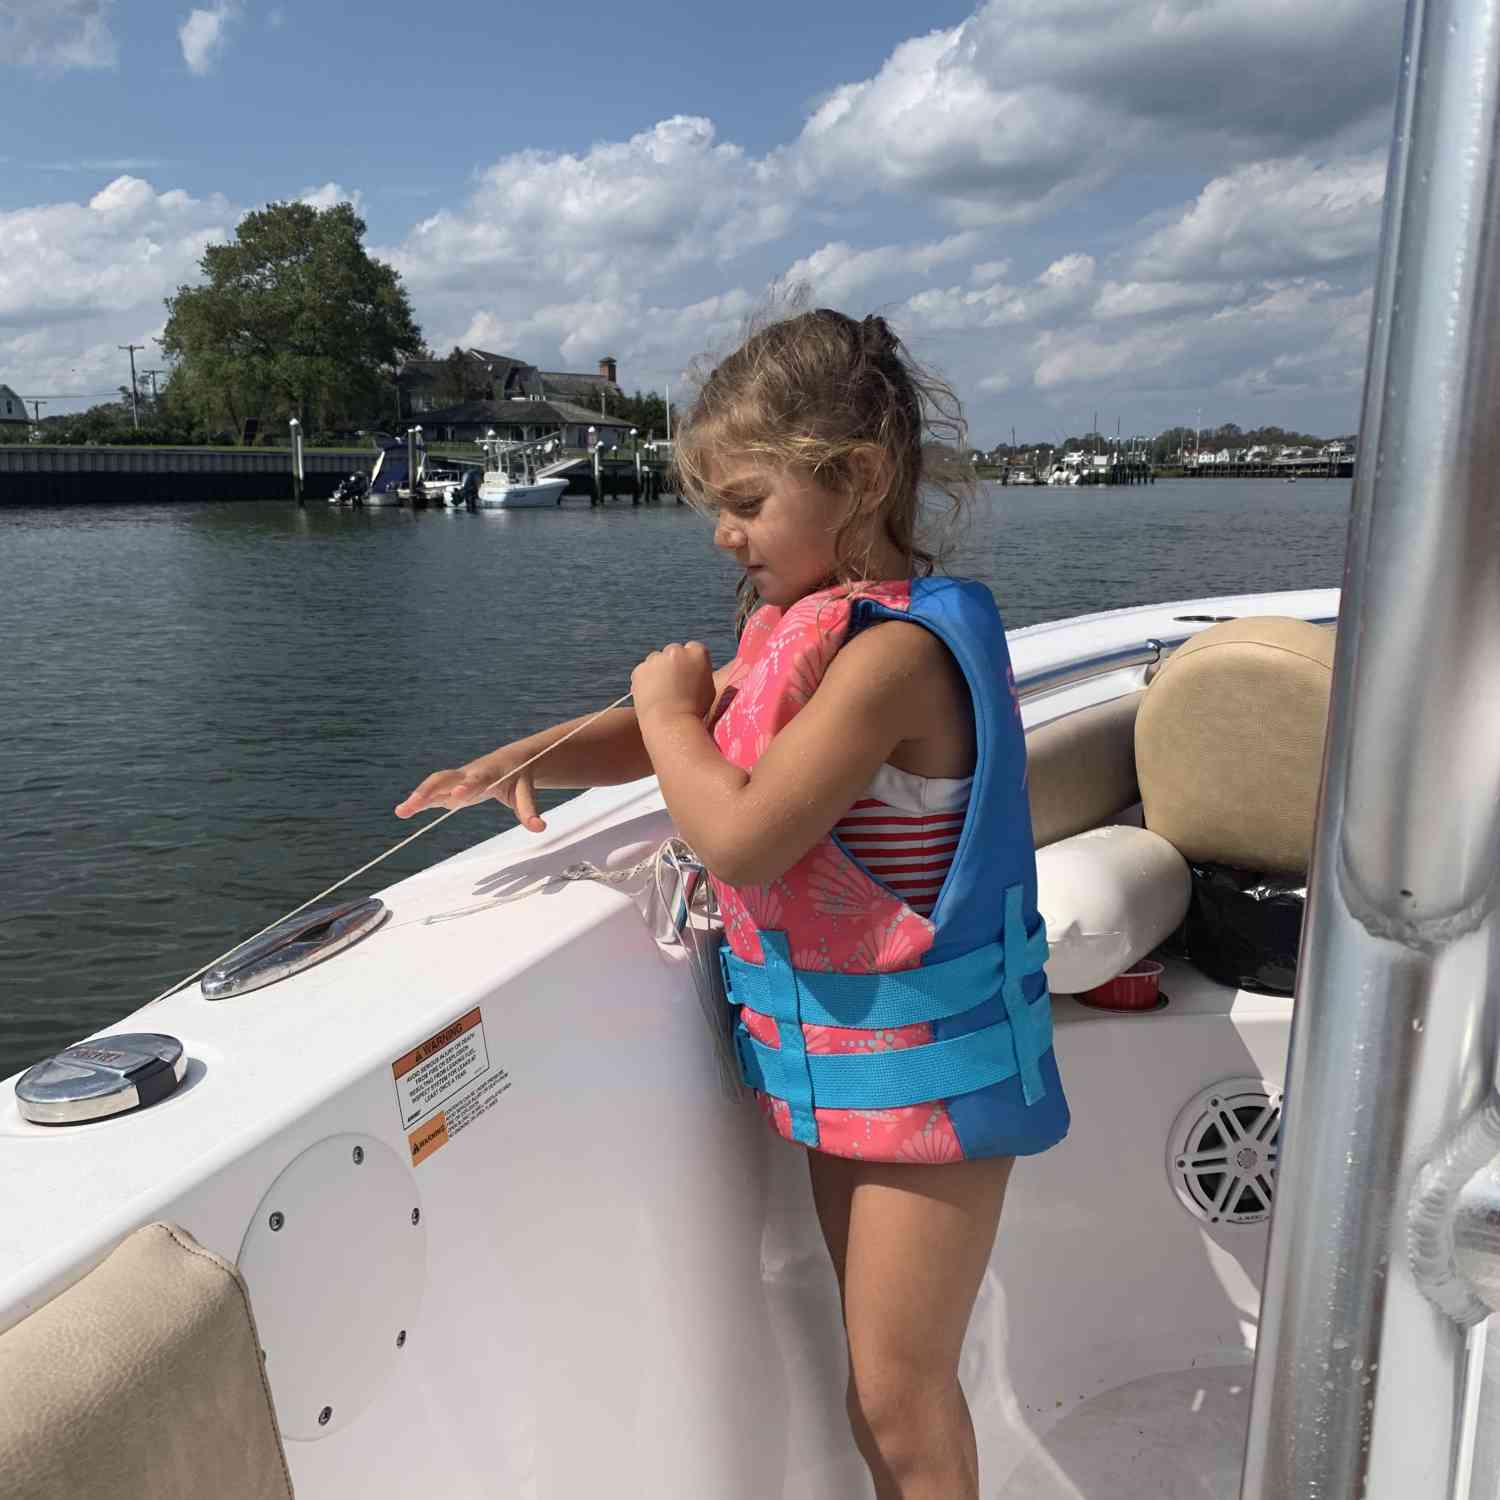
{"left": 147, "top": 691, "right": 635, "bottom": 1005}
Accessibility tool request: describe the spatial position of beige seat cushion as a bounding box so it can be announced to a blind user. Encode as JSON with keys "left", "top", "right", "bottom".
{"left": 1026, "top": 692, "right": 1143, "bottom": 849}
{"left": 1135, "top": 617, "right": 1334, "bottom": 875}
{"left": 0, "top": 1222, "right": 293, "bottom": 1500}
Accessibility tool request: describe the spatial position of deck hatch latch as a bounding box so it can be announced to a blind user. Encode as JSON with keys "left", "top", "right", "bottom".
{"left": 200, "top": 897, "right": 388, "bottom": 1000}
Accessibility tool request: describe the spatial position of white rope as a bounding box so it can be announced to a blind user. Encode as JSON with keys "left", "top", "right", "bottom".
{"left": 147, "top": 691, "right": 635, "bottom": 1005}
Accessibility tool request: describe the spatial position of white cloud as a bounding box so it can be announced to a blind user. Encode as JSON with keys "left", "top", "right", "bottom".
{"left": 461, "top": 288, "right": 757, "bottom": 383}
{"left": 1133, "top": 154, "right": 1387, "bottom": 279}
{"left": 179, "top": 3, "right": 239, "bottom": 75}
{"left": 299, "top": 182, "right": 365, "bottom": 213}
{"left": 380, "top": 116, "right": 793, "bottom": 384}
{"left": 902, "top": 253, "right": 1095, "bottom": 332}
{"left": 2, "top": 0, "right": 116, "bottom": 69}
{"left": 0, "top": 176, "right": 232, "bottom": 327}
{"left": 389, "top": 117, "right": 789, "bottom": 304}
{"left": 780, "top": 233, "right": 979, "bottom": 305}
{"left": 1029, "top": 279, "right": 1372, "bottom": 396}
{"left": 1033, "top": 324, "right": 1189, "bottom": 389}
{"left": 1092, "top": 279, "right": 1235, "bottom": 320}
{"left": 789, "top": 0, "right": 1401, "bottom": 223}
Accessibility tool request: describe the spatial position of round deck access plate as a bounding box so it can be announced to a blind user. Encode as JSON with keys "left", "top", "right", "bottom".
{"left": 237, "top": 1133, "right": 426, "bottom": 1440}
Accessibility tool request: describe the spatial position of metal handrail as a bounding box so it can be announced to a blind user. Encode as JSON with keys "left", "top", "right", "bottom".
{"left": 1240, "top": 1, "right": 1500, "bottom": 1495}
{"left": 1016, "top": 641, "right": 1165, "bottom": 701}
{"left": 1015, "top": 618, "right": 1337, "bottom": 703}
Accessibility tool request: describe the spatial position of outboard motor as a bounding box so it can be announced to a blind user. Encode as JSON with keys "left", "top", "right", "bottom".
{"left": 340, "top": 472, "right": 369, "bottom": 507}
{"left": 457, "top": 469, "right": 481, "bottom": 510}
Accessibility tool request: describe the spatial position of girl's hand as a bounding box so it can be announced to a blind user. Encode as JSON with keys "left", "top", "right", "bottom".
{"left": 394, "top": 749, "right": 546, "bottom": 831}
{"left": 631, "top": 642, "right": 716, "bottom": 724}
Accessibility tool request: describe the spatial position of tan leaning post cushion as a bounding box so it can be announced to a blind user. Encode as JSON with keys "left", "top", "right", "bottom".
{"left": 0, "top": 1222, "right": 293, "bottom": 1500}
{"left": 1027, "top": 691, "right": 1144, "bottom": 849}
{"left": 1135, "top": 617, "right": 1334, "bottom": 875}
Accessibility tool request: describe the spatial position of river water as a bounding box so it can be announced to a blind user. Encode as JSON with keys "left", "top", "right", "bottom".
{"left": 0, "top": 478, "right": 1351, "bottom": 1078}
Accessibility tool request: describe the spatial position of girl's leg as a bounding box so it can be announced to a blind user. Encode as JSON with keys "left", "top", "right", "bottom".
{"left": 808, "top": 1151, "right": 1014, "bottom": 1500}
{"left": 807, "top": 1151, "right": 885, "bottom": 1467}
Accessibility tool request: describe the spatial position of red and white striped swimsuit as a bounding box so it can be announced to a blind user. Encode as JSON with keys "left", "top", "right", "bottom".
{"left": 832, "top": 763, "right": 972, "bottom": 918}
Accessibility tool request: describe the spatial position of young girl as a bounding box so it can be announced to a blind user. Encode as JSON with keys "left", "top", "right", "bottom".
{"left": 394, "top": 307, "right": 1070, "bottom": 1500}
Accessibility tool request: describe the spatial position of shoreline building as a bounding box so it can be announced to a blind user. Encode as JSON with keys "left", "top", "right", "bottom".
{"left": 0, "top": 384, "right": 29, "bottom": 436}
{"left": 397, "top": 351, "right": 632, "bottom": 446}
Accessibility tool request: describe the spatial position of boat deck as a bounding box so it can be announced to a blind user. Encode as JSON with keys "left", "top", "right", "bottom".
{"left": 999, "top": 1364, "right": 1249, "bottom": 1499}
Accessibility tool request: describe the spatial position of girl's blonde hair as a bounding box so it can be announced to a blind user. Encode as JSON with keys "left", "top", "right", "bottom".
{"left": 675, "top": 301, "right": 973, "bottom": 621}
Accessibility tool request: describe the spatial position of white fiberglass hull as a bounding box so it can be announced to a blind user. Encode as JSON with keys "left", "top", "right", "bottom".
{"left": 477, "top": 477, "right": 568, "bottom": 509}
{"left": 0, "top": 587, "right": 1337, "bottom": 1500}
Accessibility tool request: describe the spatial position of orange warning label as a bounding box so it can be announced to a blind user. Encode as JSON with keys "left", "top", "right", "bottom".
{"left": 393, "top": 1007, "right": 483, "bottom": 1081}
{"left": 391, "top": 1007, "right": 512, "bottom": 1168}
{"left": 407, "top": 1113, "right": 449, "bottom": 1166}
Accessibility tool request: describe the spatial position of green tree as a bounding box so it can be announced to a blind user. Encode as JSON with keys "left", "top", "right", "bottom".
{"left": 162, "top": 200, "right": 423, "bottom": 442}
{"left": 607, "top": 388, "right": 669, "bottom": 436}
{"left": 434, "top": 345, "right": 490, "bottom": 406}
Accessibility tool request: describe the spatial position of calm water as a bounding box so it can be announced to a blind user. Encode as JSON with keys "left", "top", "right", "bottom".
{"left": 0, "top": 478, "right": 1351, "bottom": 1078}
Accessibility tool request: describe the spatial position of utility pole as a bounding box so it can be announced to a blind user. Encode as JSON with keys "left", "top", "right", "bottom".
{"left": 30, "top": 399, "right": 45, "bottom": 423}
{"left": 142, "top": 369, "right": 163, "bottom": 404}
{"left": 118, "top": 344, "right": 144, "bottom": 428}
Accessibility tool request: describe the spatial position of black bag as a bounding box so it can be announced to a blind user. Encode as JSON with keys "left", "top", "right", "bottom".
{"left": 1185, "top": 861, "right": 1307, "bottom": 996}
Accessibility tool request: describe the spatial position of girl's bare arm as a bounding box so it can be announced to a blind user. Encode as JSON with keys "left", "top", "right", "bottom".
{"left": 394, "top": 663, "right": 739, "bottom": 826}
{"left": 637, "top": 623, "right": 965, "bottom": 886}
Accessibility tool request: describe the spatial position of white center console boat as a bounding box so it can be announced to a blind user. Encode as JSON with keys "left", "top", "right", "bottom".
{"left": 476, "top": 433, "right": 570, "bottom": 508}
{"left": 4, "top": 2, "right": 1500, "bottom": 1494}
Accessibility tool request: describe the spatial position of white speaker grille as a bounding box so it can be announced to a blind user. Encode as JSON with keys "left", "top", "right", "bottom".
{"left": 1167, "top": 1079, "right": 1282, "bottom": 1225}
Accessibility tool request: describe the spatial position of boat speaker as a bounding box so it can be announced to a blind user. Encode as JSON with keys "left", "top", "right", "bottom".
{"left": 1167, "top": 1078, "right": 1282, "bottom": 1226}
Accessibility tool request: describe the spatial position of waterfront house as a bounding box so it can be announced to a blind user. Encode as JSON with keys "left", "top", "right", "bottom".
{"left": 0, "top": 384, "right": 28, "bottom": 433}
{"left": 397, "top": 351, "right": 623, "bottom": 421}
{"left": 409, "top": 395, "right": 632, "bottom": 448}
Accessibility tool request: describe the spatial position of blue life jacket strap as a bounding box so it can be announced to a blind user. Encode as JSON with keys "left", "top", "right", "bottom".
{"left": 1000, "top": 883, "right": 1048, "bottom": 1106}
{"left": 720, "top": 885, "right": 1053, "bottom": 1130}
{"left": 733, "top": 991, "right": 1054, "bottom": 1112}
{"left": 718, "top": 921, "right": 1049, "bottom": 1031}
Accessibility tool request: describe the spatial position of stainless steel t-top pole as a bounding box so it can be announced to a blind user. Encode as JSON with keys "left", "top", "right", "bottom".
{"left": 1241, "top": 0, "right": 1500, "bottom": 1495}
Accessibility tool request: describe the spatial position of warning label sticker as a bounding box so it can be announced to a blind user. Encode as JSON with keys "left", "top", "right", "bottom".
{"left": 391, "top": 1007, "right": 512, "bottom": 1167}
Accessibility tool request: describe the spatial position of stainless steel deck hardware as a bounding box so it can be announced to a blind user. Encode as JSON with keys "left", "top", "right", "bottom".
{"left": 199, "top": 896, "right": 388, "bottom": 1000}
{"left": 14, "top": 1033, "right": 187, "bottom": 1124}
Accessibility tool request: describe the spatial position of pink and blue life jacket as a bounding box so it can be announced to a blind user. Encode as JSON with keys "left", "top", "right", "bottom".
{"left": 709, "top": 577, "right": 1070, "bottom": 1164}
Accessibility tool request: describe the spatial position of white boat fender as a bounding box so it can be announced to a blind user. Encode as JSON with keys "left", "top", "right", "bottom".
{"left": 1036, "top": 825, "right": 1191, "bottom": 994}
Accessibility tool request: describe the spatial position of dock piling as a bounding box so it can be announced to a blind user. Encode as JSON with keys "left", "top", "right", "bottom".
{"left": 289, "top": 418, "right": 304, "bottom": 505}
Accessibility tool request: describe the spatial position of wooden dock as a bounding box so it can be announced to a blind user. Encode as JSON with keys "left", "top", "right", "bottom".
{"left": 1182, "top": 458, "right": 1355, "bottom": 479}
{"left": 538, "top": 448, "right": 679, "bottom": 504}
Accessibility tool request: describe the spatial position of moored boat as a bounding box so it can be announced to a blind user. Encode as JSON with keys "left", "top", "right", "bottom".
{"left": 476, "top": 474, "right": 568, "bottom": 508}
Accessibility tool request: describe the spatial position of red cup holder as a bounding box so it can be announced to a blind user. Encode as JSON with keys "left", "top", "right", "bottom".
{"left": 1077, "top": 959, "right": 1165, "bottom": 1012}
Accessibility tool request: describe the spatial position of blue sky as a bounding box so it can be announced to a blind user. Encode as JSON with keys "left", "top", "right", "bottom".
{"left": 2, "top": 0, "right": 1406, "bottom": 442}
